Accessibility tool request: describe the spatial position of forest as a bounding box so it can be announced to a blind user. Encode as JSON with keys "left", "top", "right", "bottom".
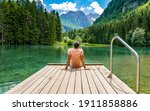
{"left": 66, "top": 0, "right": 150, "bottom": 47}
{"left": 0, "top": 0, "right": 61, "bottom": 45}
{"left": 1, "top": 0, "right": 150, "bottom": 47}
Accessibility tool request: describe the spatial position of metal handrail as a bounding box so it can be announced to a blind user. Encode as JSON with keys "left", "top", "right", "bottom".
{"left": 108, "top": 36, "right": 140, "bottom": 94}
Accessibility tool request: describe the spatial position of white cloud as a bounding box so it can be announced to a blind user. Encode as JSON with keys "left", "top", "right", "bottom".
{"left": 29, "top": 0, "right": 43, "bottom": 3}
{"left": 80, "top": 6, "right": 85, "bottom": 11}
{"left": 29, "top": 0, "right": 46, "bottom": 8}
{"left": 90, "top": 1, "right": 104, "bottom": 15}
{"left": 49, "top": 2, "right": 77, "bottom": 11}
{"left": 80, "top": 6, "right": 92, "bottom": 13}
{"left": 87, "top": 6, "right": 92, "bottom": 10}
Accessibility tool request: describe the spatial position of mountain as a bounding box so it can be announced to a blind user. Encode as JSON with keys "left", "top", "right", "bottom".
{"left": 94, "top": 0, "right": 148, "bottom": 24}
{"left": 80, "top": 0, "right": 150, "bottom": 46}
{"left": 60, "top": 11, "right": 91, "bottom": 31}
{"left": 87, "top": 13, "right": 99, "bottom": 24}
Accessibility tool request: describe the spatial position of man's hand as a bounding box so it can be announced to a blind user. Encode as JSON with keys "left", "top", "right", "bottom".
{"left": 84, "top": 67, "right": 90, "bottom": 70}
{"left": 61, "top": 66, "right": 67, "bottom": 70}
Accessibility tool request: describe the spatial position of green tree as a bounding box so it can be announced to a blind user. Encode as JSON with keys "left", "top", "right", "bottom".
{"left": 131, "top": 27, "right": 146, "bottom": 46}
{"left": 74, "top": 35, "right": 82, "bottom": 43}
{"left": 55, "top": 12, "right": 62, "bottom": 42}
{"left": 126, "top": 30, "right": 133, "bottom": 45}
{"left": 49, "top": 11, "right": 56, "bottom": 44}
{"left": 63, "top": 36, "right": 69, "bottom": 43}
{"left": 0, "top": 0, "right": 61, "bottom": 45}
{"left": 82, "top": 0, "right": 150, "bottom": 45}
{"left": 0, "top": 2, "right": 5, "bottom": 44}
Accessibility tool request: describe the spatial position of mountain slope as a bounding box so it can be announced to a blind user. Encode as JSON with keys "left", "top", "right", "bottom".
{"left": 60, "top": 11, "right": 91, "bottom": 31}
{"left": 87, "top": 13, "right": 99, "bottom": 23}
{"left": 80, "top": 0, "right": 150, "bottom": 46}
{"left": 94, "top": 0, "right": 148, "bottom": 24}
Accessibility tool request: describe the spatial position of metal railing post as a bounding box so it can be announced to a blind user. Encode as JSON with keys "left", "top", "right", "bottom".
{"left": 108, "top": 36, "right": 140, "bottom": 93}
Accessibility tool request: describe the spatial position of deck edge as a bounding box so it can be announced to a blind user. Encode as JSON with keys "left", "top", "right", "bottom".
{"left": 47, "top": 63, "right": 103, "bottom": 65}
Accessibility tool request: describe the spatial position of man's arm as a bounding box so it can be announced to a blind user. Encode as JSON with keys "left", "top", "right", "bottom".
{"left": 81, "top": 55, "right": 86, "bottom": 69}
{"left": 65, "top": 54, "right": 71, "bottom": 69}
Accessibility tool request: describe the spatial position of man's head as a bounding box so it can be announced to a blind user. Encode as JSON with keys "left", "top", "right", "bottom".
{"left": 73, "top": 41, "right": 80, "bottom": 49}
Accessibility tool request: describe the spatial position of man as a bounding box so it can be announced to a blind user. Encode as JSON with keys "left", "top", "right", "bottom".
{"left": 65, "top": 41, "right": 88, "bottom": 70}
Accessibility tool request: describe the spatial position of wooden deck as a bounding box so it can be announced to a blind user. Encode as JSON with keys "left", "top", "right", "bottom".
{"left": 6, "top": 64, "right": 136, "bottom": 94}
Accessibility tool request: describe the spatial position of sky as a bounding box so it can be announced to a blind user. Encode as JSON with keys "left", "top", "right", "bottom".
{"left": 33, "top": 0, "right": 111, "bottom": 15}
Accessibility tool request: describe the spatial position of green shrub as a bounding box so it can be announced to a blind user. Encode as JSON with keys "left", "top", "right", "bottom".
{"left": 131, "top": 27, "right": 146, "bottom": 46}
{"left": 67, "top": 39, "right": 74, "bottom": 45}
{"left": 63, "top": 36, "right": 69, "bottom": 43}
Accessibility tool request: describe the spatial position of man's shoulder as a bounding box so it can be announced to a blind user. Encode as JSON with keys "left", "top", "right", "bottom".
{"left": 68, "top": 48, "right": 73, "bottom": 54}
{"left": 68, "top": 48, "right": 73, "bottom": 51}
{"left": 79, "top": 48, "right": 83, "bottom": 51}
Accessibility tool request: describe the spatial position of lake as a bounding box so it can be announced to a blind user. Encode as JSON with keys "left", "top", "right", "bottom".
{"left": 0, "top": 45, "right": 150, "bottom": 93}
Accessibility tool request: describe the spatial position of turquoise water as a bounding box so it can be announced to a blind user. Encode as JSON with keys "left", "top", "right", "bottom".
{"left": 0, "top": 45, "right": 150, "bottom": 93}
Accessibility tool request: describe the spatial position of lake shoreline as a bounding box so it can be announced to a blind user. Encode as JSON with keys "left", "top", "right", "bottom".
{"left": 53, "top": 42, "right": 110, "bottom": 47}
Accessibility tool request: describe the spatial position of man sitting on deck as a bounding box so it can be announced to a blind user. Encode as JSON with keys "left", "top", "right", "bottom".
{"left": 65, "top": 41, "right": 88, "bottom": 70}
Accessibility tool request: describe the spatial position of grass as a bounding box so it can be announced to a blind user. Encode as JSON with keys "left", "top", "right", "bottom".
{"left": 81, "top": 43, "right": 109, "bottom": 47}
{"left": 54, "top": 41, "right": 67, "bottom": 46}
{"left": 54, "top": 41, "right": 109, "bottom": 47}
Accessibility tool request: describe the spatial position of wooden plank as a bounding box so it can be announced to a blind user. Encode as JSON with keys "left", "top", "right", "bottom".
{"left": 49, "top": 68, "right": 67, "bottom": 94}
{"left": 5, "top": 66, "right": 49, "bottom": 94}
{"left": 85, "top": 68, "right": 99, "bottom": 94}
{"left": 6, "top": 64, "right": 136, "bottom": 94}
{"left": 66, "top": 68, "right": 76, "bottom": 94}
{"left": 57, "top": 68, "right": 72, "bottom": 94}
{"left": 89, "top": 66, "right": 107, "bottom": 94}
{"left": 101, "top": 66, "right": 136, "bottom": 94}
{"left": 81, "top": 68, "right": 91, "bottom": 94}
{"left": 30, "top": 66, "right": 59, "bottom": 94}
{"left": 40, "top": 66, "right": 63, "bottom": 94}
{"left": 75, "top": 68, "right": 82, "bottom": 94}
{"left": 21, "top": 66, "right": 57, "bottom": 94}
{"left": 97, "top": 66, "right": 126, "bottom": 94}
{"left": 91, "top": 66, "right": 117, "bottom": 94}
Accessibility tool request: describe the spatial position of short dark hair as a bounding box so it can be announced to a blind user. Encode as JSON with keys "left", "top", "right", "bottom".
{"left": 73, "top": 41, "right": 80, "bottom": 48}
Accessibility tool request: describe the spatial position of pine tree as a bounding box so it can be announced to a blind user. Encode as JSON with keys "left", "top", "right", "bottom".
{"left": 56, "top": 12, "right": 62, "bottom": 42}
{"left": 49, "top": 11, "right": 56, "bottom": 44}
{"left": 0, "top": 0, "right": 62, "bottom": 45}
{"left": 0, "top": 3, "right": 4, "bottom": 44}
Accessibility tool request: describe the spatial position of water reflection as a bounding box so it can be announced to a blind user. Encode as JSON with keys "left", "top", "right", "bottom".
{"left": 0, "top": 81, "right": 20, "bottom": 94}
{"left": 0, "top": 45, "right": 150, "bottom": 93}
